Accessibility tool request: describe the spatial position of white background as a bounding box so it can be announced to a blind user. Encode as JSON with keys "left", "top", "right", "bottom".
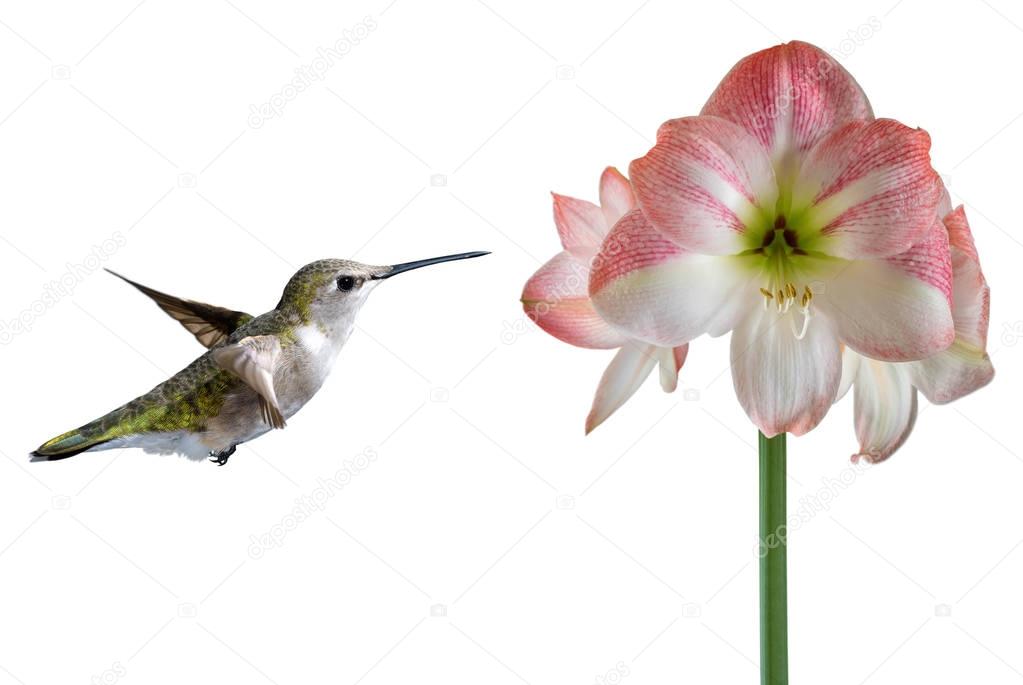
{"left": 1, "top": 1, "right": 1020, "bottom": 683}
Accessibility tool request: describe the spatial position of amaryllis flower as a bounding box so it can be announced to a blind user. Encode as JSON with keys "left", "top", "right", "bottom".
{"left": 837, "top": 186, "right": 994, "bottom": 462}
{"left": 521, "top": 168, "right": 688, "bottom": 432}
{"left": 588, "top": 41, "right": 954, "bottom": 437}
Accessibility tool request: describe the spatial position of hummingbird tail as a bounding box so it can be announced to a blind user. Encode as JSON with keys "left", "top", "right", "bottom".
{"left": 31, "top": 424, "right": 112, "bottom": 461}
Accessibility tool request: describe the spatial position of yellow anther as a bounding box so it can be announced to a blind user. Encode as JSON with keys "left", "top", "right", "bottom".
{"left": 756, "top": 280, "right": 814, "bottom": 339}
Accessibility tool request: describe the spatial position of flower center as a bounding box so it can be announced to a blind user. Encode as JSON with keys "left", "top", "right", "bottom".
{"left": 755, "top": 215, "right": 815, "bottom": 340}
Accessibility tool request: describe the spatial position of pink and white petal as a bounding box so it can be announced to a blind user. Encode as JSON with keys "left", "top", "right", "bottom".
{"left": 598, "top": 166, "right": 636, "bottom": 228}
{"left": 944, "top": 205, "right": 981, "bottom": 266}
{"left": 656, "top": 344, "right": 689, "bottom": 392}
{"left": 629, "top": 116, "right": 778, "bottom": 254}
{"left": 589, "top": 209, "right": 759, "bottom": 346}
{"left": 585, "top": 342, "right": 659, "bottom": 434}
{"left": 850, "top": 357, "right": 917, "bottom": 464}
{"left": 522, "top": 251, "right": 628, "bottom": 349}
{"left": 950, "top": 252, "right": 990, "bottom": 350}
{"left": 836, "top": 347, "right": 859, "bottom": 401}
{"left": 701, "top": 41, "right": 873, "bottom": 165}
{"left": 816, "top": 216, "right": 954, "bottom": 361}
{"left": 936, "top": 177, "right": 953, "bottom": 220}
{"left": 943, "top": 207, "right": 990, "bottom": 348}
{"left": 885, "top": 214, "right": 954, "bottom": 307}
{"left": 552, "top": 193, "right": 608, "bottom": 256}
{"left": 909, "top": 343, "right": 994, "bottom": 405}
{"left": 910, "top": 207, "right": 993, "bottom": 402}
{"left": 731, "top": 306, "right": 842, "bottom": 437}
{"left": 793, "top": 119, "right": 941, "bottom": 259}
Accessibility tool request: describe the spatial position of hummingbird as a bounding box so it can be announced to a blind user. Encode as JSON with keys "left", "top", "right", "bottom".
{"left": 31, "top": 251, "right": 489, "bottom": 465}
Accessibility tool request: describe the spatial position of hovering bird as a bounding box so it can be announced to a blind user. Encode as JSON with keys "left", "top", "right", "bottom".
{"left": 31, "top": 252, "right": 488, "bottom": 465}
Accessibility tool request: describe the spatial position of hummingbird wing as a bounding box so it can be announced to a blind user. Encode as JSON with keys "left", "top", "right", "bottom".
{"left": 106, "top": 269, "right": 252, "bottom": 348}
{"left": 210, "top": 335, "right": 287, "bottom": 429}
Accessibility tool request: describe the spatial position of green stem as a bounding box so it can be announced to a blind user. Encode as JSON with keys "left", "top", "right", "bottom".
{"left": 759, "top": 431, "right": 788, "bottom": 685}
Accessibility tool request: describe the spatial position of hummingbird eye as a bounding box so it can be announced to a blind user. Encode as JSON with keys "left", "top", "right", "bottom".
{"left": 337, "top": 275, "right": 358, "bottom": 292}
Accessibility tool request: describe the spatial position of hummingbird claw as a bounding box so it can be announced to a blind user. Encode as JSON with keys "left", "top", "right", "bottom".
{"left": 208, "top": 445, "right": 237, "bottom": 466}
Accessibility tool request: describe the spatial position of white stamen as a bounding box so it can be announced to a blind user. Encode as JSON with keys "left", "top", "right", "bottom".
{"left": 789, "top": 309, "right": 812, "bottom": 340}
{"left": 761, "top": 281, "right": 815, "bottom": 339}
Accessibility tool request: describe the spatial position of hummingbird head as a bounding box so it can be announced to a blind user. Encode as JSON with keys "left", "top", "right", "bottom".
{"left": 277, "top": 251, "right": 489, "bottom": 327}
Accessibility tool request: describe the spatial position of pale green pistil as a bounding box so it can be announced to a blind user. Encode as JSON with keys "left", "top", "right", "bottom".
{"left": 753, "top": 215, "right": 816, "bottom": 340}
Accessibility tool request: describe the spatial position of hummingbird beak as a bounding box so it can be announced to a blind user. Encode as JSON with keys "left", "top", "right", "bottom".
{"left": 371, "top": 251, "right": 490, "bottom": 279}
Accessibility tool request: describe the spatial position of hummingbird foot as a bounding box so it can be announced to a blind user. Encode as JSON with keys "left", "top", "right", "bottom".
{"left": 209, "top": 445, "right": 237, "bottom": 466}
